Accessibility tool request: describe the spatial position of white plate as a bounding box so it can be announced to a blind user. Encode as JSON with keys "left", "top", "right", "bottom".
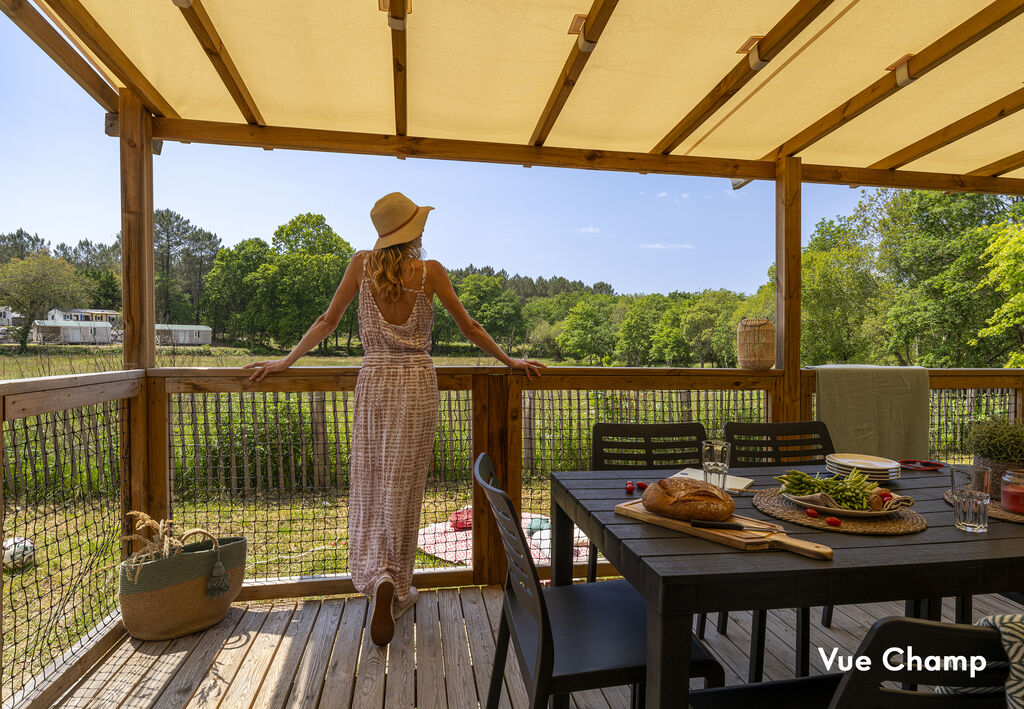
{"left": 781, "top": 493, "right": 900, "bottom": 518}
{"left": 826, "top": 466, "right": 900, "bottom": 480}
{"left": 826, "top": 453, "right": 901, "bottom": 471}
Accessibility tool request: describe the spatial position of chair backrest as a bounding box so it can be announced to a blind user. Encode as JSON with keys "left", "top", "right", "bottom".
{"left": 832, "top": 616, "right": 1009, "bottom": 708}
{"left": 592, "top": 422, "right": 707, "bottom": 470}
{"left": 473, "top": 453, "right": 553, "bottom": 683}
{"left": 724, "top": 421, "right": 835, "bottom": 468}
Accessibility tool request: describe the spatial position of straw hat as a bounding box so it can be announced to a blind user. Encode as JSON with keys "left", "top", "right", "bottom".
{"left": 370, "top": 192, "right": 433, "bottom": 250}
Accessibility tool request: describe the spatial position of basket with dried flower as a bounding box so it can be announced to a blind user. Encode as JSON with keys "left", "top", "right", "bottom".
{"left": 119, "top": 511, "right": 246, "bottom": 640}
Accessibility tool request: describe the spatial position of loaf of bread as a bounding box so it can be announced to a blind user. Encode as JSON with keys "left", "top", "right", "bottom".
{"left": 641, "top": 477, "right": 735, "bottom": 522}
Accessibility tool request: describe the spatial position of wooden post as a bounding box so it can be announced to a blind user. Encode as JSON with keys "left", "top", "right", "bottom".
{"left": 472, "top": 373, "right": 517, "bottom": 586}
{"left": 120, "top": 90, "right": 155, "bottom": 371}
{"left": 120, "top": 89, "right": 156, "bottom": 540}
{"left": 774, "top": 156, "right": 802, "bottom": 423}
{"left": 146, "top": 377, "right": 170, "bottom": 523}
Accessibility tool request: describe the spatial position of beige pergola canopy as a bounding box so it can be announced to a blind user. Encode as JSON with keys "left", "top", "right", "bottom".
{"left": 6, "top": 0, "right": 1024, "bottom": 193}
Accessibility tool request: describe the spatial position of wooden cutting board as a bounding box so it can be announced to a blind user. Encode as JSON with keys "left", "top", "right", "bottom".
{"left": 614, "top": 498, "right": 833, "bottom": 560}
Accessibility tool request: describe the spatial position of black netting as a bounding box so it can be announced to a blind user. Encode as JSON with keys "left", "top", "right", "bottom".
{"left": 1, "top": 402, "right": 124, "bottom": 704}
{"left": 168, "top": 388, "right": 474, "bottom": 580}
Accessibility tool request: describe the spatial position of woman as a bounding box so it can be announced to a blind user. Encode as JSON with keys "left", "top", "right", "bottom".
{"left": 245, "top": 192, "right": 543, "bottom": 645}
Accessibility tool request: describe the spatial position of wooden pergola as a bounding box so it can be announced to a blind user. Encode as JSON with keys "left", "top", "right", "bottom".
{"left": 5, "top": 2, "right": 1024, "bottom": 704}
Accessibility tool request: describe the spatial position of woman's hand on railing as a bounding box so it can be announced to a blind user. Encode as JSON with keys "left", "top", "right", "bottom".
{"left": 508, "top": 358, "right": 546, "bottom": 379}
{"left": 244, "top": 359, "right": 291, "bottom": 382}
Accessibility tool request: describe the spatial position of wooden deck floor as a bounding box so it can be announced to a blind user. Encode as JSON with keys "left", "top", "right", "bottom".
{"left": 52, "top": 588, "right": 1024, "bottom": 709}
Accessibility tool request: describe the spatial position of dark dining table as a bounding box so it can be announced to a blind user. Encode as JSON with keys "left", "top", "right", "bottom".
{"left": 549, "top": 465, "right": 1024, "bottom": 708}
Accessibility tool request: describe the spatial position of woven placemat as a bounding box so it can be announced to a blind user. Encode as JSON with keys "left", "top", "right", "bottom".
{"left": 943, "top": 489, "right": 1024, "bottom": 524}
{"left": 753, "top": 489, "right": 927, "bottom": 536}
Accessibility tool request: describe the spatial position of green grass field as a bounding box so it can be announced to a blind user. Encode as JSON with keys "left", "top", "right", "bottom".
{"left": 0, "top": 343, "right": 551, "bottom": 381}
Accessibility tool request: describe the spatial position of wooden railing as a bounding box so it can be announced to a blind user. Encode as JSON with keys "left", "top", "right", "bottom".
{"left": 1, "top": 365, "right": 1022, "bottom": 705}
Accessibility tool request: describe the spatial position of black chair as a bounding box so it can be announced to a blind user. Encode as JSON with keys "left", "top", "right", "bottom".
{"left": 588, "top": 422, "right": 706, "bottom": 582}
{"left": 724, "top": 420, "right": 836, "bottom": 683}
{"left": 689, "top": 616, "right": 1009, "bottom": 709}
{"left": 474, "top": 452, "right": 724, "bottom": 709}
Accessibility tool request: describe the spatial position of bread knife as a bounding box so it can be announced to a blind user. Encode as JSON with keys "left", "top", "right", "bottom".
{"left": 691, "top": 519, "right": 777, "bottom": 532}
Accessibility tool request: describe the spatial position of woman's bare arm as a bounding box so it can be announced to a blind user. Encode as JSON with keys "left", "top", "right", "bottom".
{"left": 427, "top": 260, "right": 544, "bottom": 377}
{"left": 245, "top": 252, "right": 364, "bottom": 381}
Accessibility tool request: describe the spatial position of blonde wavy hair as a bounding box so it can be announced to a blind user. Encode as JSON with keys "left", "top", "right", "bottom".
{"left": 366, "top": 241, "right": 424, "bottom": 302}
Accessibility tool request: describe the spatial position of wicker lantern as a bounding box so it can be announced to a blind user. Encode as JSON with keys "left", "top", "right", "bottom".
{"left": 737, "top": 318, "right": 775, "bottom": 369}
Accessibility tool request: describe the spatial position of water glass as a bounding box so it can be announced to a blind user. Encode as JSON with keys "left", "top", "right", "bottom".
{"left": 950, "top": 465, "right": 991, "bottom": 533}
{"left": 702, "top": 440, "right": 731, "bottom": 491}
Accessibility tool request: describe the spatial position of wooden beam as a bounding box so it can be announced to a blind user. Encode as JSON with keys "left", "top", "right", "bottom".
{"left": 146, "top": 377, "right": 170, "bottom": 523}
{"left": 1, "top": 0, "right": 117, "bottom": 112}
{"left": 151, "top": 117, "right": 776, "bottom": 179}
{"left": 653, "top": 0, "right": 834, "bottom": 155}
{"left": 44, "top": 0, "right": 180, "bottom": 117}
{"left": 149, "top": 118, "right": 1024, "bottom": 194}
{"left": 120, "top": 91, "right": 156, "bottom": 370}
{"left": 530, "top": 0, "right": 618, "bottom": 146}
{"left": 775, "top": 156, "right": 801, "bottom": 423}
{"left": 765, "top": 0, "right": 1024, "bottom": 160}
{"left": 969, "top": 148, "right": 1024, "bottom": 177}
{"left": 801, "top": 162, "right": 1024, "bottom": 195}
{"left": 387, "top": 0, "right": 408, "bottom": 136}
{"left": 3, "top": 379, "right": 139, "bottom": 419}
{"left": 870, "top": 85, "right": 1024, "bottom": 170}
{"left": 174, "top": 0, "right": 263, "bottom": 125}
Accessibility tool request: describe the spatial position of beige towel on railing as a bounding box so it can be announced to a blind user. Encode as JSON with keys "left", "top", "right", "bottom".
{"left": 814, "top": 365, "right": 929, "bottom": 460}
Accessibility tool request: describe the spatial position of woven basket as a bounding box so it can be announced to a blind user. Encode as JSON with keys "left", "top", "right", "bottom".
{"left": 119, "top": 535, "right": 246, "bottom": 640}
{"left": 737, "top": 318, "right": 775, "bottom": 369}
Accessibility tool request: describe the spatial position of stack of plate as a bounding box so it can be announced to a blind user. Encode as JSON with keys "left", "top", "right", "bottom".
{"left": 825, "top": 453, "right": 901, "bottom": 482}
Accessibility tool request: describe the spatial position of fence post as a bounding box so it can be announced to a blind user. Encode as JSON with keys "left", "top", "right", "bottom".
{"left": 146, "top": 377, "right": 170, "bottom": 524}
{"left": 472, "top": 372, "right": 519, "bottom": 586}
{"left": 1016, "top": 375, "right": 1024, "bottom": 421}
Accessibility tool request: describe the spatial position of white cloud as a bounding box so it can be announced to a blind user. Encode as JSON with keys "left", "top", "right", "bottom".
{"left": 639, "top": 242, "right": 694, "bottom": 250}
{"left": 679, "top": 193, "right": 690, "bottom": 199}
{"left": 575, "top": 226, "right": 601, "bottom": 233}
{"left": 656, "top": 191, "right": 668, "bottom": 198}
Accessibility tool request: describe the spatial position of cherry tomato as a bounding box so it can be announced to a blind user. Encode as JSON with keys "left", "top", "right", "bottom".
{"left": 625, "top": 482, "right": 635, "bottom": 494}
{"left": 825, "top": 516, "right": 842, "bottom": 527}
{"left": 805, "top": 508, "right": 819, "bottom": 518}
{"left": 637, "top": 481, "right": 648, "bottom": 491}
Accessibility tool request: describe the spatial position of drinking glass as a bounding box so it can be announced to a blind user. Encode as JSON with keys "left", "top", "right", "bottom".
{"left": 950, "top": 465, "right": 991, "bottom": 533}
{"left": 702, "top": 440, "right": 731, "bottom": 491}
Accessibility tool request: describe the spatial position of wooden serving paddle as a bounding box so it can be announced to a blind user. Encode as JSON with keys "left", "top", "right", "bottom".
{"left": 614, "top": 498, "right": 833, "bottom": 560}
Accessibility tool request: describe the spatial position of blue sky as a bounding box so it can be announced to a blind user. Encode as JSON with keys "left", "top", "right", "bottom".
{"left": 0, "top": 17, "right": 865, "bottom": 296}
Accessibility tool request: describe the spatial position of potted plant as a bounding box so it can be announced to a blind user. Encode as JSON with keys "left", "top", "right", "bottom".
{"left": 119, "top": 512, "right": 246, "bottom": 640}
{"left": 966, "top": 418, "right": 1024, "bottom": 501}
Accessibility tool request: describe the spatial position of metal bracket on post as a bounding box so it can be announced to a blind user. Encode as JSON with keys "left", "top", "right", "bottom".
{"left": 748, "top": 42, "right": 768, "bottom": 71}
{"left": 894, "top": 60, "right": 914, "bottom": 87}
{"left": 387, "top": 15, "right": 406, "bottom": 30}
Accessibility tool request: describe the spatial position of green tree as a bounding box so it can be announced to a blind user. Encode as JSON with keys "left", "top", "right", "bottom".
{"left": 266, "top": 214, "right": 354, "bottom": 350}
{"left": 615, "top": 294, "right": 667, "bottom": 365}
{"left": 976, "top": 221, "right": 1024, "bottom": 365}
{"left": 457, "top": 274, "right": 524, "bottom": 350}
{"left": 0, "top": 254, "right": 94, "bottom": 351}
{"left": 179, "top": 228, "right": 222, "bottom": 323}
{"left": 800, "top": 219, "right": 880, "bottom": 365}
{"left": 0, "top": 229, "right": 49, "bottom": 264}
{"left": 649, "top": 301, "right": 693, "bottom": 366}
{"left": 681, "top": 289, "right": 743, "bottom": 367}
{"left": 431, "top": 296, "right": 461, "bottom": 350}
{"left": 866, "top": 191, "right": 1020, "bottom": 366}
{"left": 202, "top": 238, "right": 276, "bottom": 342}
{"left": 557, "top": 298, "right": 613, "bottom": 364}
{"left": 154, "top": 209, "right": 192, "bottom": 323}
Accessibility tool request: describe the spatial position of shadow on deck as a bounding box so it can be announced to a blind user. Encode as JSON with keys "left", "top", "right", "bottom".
{"left": 48, "top": 587, "right": 1024, "bottom": 708}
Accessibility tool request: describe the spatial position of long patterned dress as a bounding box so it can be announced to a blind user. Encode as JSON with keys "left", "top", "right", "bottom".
{"left": 349, "top": 256, "right": 438, "bottom": 600}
